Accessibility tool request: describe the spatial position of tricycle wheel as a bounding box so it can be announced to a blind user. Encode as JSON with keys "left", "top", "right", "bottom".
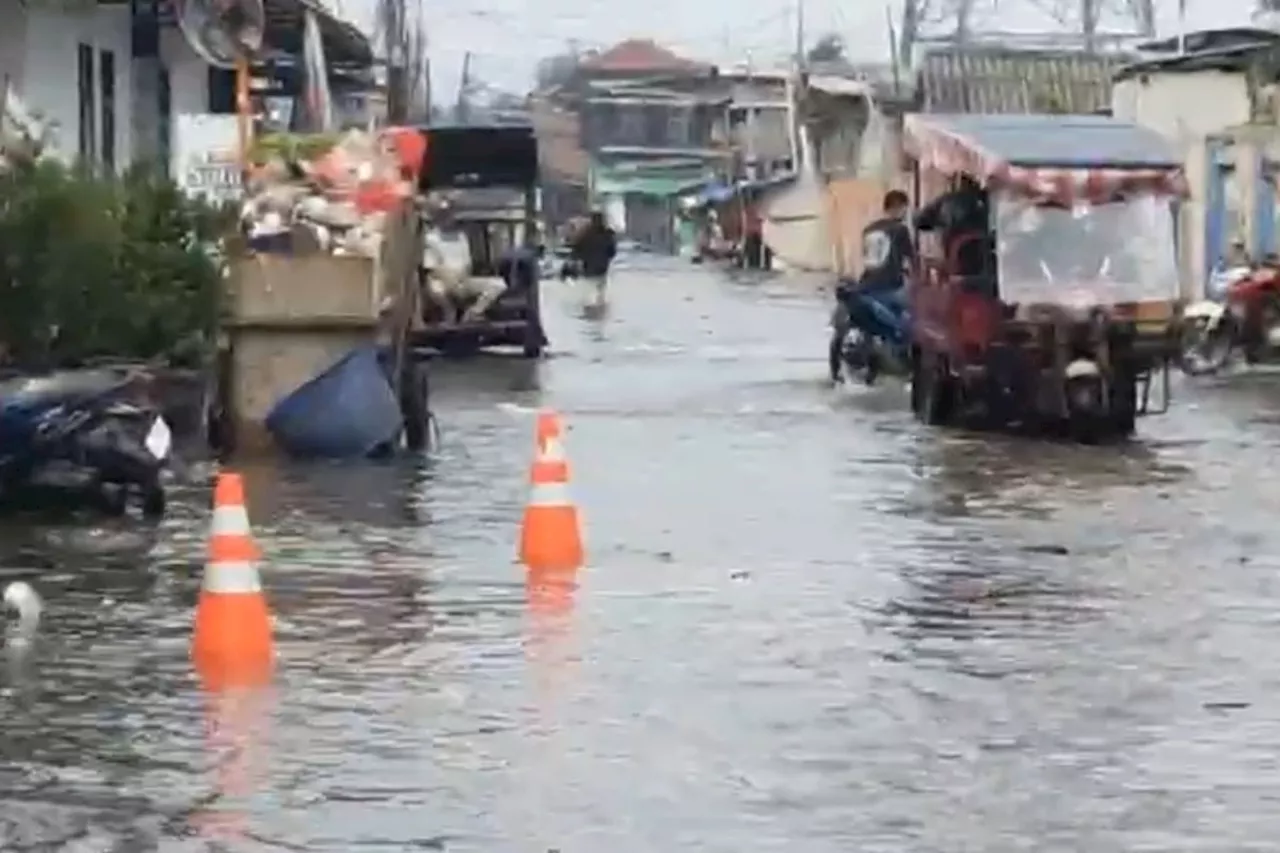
{"left": 1108, "top": 372, "right": 1138, "bottom": 440}
{"left": 912, "top": 350, "right": 954, "bottom": 426}
{"left": 399, "top": 360, "right": 431, "bottom": 452}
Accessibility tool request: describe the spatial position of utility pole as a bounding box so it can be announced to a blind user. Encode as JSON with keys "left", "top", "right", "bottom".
{"left": 456, "top": 51, "right": 472, "bottom": 124}
{"left": 1081, "top": 0, "right": 1098, "bottom": 51}
{"left": 794, "top": 0, "right": 806, "bottom": 69}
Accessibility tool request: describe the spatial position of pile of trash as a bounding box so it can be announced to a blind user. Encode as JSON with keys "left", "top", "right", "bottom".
{"left": 240, "top": 128, "right": 425, "bottom": 258}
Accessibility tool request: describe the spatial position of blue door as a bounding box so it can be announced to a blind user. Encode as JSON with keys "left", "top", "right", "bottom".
{"left": 1255, "top": 152, "right": 1277, "bottom": 260}
{"left": 1204, "top": 138, "right": 1232, "bottom": 287}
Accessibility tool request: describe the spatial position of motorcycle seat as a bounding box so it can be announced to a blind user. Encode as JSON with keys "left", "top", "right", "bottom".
{"left": 0, "top": 369, "right": 131, "bottom": 409}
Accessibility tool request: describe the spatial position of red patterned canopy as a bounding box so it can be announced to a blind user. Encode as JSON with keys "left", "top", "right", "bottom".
{"left": 902, "top": 113, "right": 1188, "bottom": 205}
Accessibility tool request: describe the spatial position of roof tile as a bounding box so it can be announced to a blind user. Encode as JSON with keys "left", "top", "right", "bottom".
{"left": 581, "top": 39, "right": 709, "bottom": 74}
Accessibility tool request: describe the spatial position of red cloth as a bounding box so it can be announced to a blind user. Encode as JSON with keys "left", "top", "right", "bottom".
{"left": 381, "top": 127, "right": 427, "bottom": 181}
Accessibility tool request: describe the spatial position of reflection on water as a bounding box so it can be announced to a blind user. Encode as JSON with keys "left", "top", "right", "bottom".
{"left": 7, "top": 264, "right": 1280, "bottom": 849}
{"left": 903, "top": 430, "right": 1190, "bottom": 522}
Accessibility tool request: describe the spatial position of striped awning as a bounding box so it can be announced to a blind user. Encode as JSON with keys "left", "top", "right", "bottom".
{"left": 903, "top": 113, "right": 1188, "bottom": 204}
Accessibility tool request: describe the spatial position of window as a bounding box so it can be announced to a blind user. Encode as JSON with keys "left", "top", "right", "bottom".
{"left": 100, "top": 49, "right": 116, "bottom": 170}
{"left": 77, "top": 43, "right": 95, "bottom": 163}
{"left": 665, "top": 108, "right": 690, "bottom": 147}
{"left": 617, "top": 106, "right": 644, "bottom": 145}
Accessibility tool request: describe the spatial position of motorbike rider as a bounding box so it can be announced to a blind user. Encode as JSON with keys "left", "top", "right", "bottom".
{"left": 914, "top": 174, "right": 992, "bottom": 282}
{"left": 571, "top": 210, "right": 618, "bottom": 306}
{"left": 829, "top": 189, "right": 915, "bottom": 384}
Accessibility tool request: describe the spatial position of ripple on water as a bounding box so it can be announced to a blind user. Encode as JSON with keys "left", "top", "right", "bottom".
{"left": 11, "top": 266, "right": 1280, "bottom": 849}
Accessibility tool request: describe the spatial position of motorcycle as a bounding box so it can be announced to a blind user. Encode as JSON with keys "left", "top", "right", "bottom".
{"left": 1181, "top": 262, "right": 1280, "bottom": 376}
{"left": 832, "top": 285, "right": 911, "bottom": 386}
{"left": 0, "top": 369, "right": 171, "bottom": 517}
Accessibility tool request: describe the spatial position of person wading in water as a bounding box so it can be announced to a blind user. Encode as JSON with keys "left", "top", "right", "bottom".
{"left": 571, "top": 210, "right": 618, "bottom": 307}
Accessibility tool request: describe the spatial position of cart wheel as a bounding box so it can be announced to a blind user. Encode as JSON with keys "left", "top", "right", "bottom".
{"left": 97, "top": 484, "right": 128, "bottom": 517}
{"left": 400, "top": 360, "right": 430, "bottom": 451}
{"left": 140, "top": 479, "right": 167, "bottom": 519}
{"left": 522, "top": 322, "right": 546, "bottom": 359}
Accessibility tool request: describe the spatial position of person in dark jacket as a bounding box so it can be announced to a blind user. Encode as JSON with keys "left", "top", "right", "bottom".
{"left": 829, "top": 190, "right": 914, "bottom": 383}
{"left": 571, "top": 211, "right": 618, "bottom": 306}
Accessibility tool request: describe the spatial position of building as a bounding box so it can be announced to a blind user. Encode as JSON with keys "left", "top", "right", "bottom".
{"left": 717, "top": 66, "right": 793, "bottom": 183}
{"left": 0, "top": 0, "right": 371, "bottom": 172}
{"left": 1111, "top": 27, "right": 1280, "bottom": 295}
{"left": 561, "top": 38, "right": 729, "bottom": 250}
{"left": 529, "top": 95, "right": 589, "bottom": 230}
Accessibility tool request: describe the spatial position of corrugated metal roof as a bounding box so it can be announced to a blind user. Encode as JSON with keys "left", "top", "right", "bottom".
{"left": 916, "top": 113, "right": 1180, "bottom": 168}
{"left": 918, "top": 47, "right": 1128, "bottom": 114}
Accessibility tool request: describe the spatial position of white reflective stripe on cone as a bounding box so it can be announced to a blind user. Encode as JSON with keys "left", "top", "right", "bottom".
{"left": 202, "top": 561, "right": 263, "bottom": 593}
{"left": 539, "top": 437, "right": 567, "bottom": 462}
{"left": 528, "top": 481, "right": 572, "bottom": 507}
{"left": 211, "top": 506, "right": 253, "bottom": 535}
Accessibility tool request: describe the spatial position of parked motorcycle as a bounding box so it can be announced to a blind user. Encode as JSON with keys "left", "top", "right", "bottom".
{"left": 1181, "top": 262, "right": 1280, "bottom": 376}
{"left": 832, "top": 285, "right": 911, "bottom": 386}
{"left": 0, "top": 369, "right": 171, "bottom": 517}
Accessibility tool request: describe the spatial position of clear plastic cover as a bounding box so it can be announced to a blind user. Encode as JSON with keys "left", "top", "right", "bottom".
{"left": 995, "top": 194, "right": 1180, "bottom": 308}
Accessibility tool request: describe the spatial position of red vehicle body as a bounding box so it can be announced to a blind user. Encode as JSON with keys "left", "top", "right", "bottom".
{"left": 1225, "top": 264, "right": 1280, "bottom": 352}
{"left": 902, "top": 113, "right": 1187, "bottom": 440}
{"left": 1181, "top": 260, "right": 1280, "bottom": 374}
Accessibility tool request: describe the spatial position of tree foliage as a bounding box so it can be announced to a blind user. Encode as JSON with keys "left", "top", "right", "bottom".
{"left": 0, "top": 160, "right": 231, "bottom": 369}
{"left": 806, "top": 33, "right": 846, "bottom": 65}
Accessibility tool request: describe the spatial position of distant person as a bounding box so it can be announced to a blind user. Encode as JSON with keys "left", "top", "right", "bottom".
{"left": 829, "top": 190, "right": 914, "bottom": 383}
{"left": 571, "top": 210, "right": 618, "bottom": 306}
{"left": 420, "top": 199, "right": 506, "bottom": 324}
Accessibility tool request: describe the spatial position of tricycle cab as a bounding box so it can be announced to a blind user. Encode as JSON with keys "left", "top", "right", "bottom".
{"left": 410, "top": 125, "right": 546, "bottom": 358}
{"left": 903, "top": 113, "right": 1187, "bottom": 440}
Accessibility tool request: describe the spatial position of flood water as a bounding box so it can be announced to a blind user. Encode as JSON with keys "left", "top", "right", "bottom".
{"left": 6, "top": 256, "right": 1280, "bottom": 851}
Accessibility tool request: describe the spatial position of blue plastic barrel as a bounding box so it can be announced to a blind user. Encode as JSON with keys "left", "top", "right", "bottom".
{"left": 265, "top": 345, "right": 402, "bottom": 458}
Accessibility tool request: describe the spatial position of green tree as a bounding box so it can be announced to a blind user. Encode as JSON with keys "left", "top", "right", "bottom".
{"left": 806, "top": 33, "right": 846, "bottom": 65}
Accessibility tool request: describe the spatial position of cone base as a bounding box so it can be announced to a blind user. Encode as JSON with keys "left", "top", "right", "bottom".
{"left": 193, "top": 592, "right": 274, "bottom": 689}
{"left": 519, "top": 505, "right": 584, "bottom": 572}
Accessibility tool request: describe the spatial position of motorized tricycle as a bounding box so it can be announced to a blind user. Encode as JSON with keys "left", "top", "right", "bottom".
{"left": 903, "top": 113, "right": 1186, "bottom": 441}
{"left": 411, "top": 125, "right": 546, "bottom": 358}
{"left": 1181, "top": 257, "right": 1280, "bottom": 375}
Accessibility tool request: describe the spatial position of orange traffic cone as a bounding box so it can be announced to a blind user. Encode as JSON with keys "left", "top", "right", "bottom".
{"left": 193, "top": 472, "right": 274, "bottom": 688}
{"left": 519, "top": 430, "right": 584, "bottom": 573}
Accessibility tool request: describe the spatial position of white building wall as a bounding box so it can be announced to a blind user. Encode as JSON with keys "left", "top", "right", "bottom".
{"left": 5, "top": 0, "right": 219, "bottom": 170}
{"left": 1112, "top": 70, "right": 1252, "bottom": 297}
{"left": 159, "top": 27, "right": 209, "bottom": 116}
{"left": 23, "top": 1, "right": 132, "bottom": 167}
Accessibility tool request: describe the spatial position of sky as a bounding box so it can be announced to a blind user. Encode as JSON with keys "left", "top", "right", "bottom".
{"left": 325, "top": 0, "right": 1262, "bottom": 101}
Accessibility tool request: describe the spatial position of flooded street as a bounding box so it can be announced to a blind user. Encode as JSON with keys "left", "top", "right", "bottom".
{"left": 7, "top": 256, "right": 1280, "bottom": 851}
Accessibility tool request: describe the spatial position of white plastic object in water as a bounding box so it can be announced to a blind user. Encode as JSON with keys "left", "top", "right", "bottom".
{"left": 4, "top": 581, "right": 42, "bottom": 640}
{"left": 145, "top": 417, "right": 172, "bottom": 461}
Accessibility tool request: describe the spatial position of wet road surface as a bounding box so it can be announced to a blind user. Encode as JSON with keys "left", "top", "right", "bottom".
{"left": 5, "top": 256, "right": 1280, "bottom": 850}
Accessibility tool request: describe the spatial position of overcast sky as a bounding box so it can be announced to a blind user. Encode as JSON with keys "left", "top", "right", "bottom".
{"left": 329, "top": 0, "right": 1260, "bottom": 100}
